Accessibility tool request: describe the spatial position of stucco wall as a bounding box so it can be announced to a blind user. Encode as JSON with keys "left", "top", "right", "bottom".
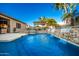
{"left": 9, "top": 19, "right": 16, "bottom": 33}
{"left": 20, "top": 23, "right": 27, "bottom": 33}
{"left": 9, "top": 19, "right": 27, "bottom": 33}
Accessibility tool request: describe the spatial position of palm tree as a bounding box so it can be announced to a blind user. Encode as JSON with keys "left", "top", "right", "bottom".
{"left": 55, "top": 3, "right": 68, "bottom": 13}
{"left": 55, "top": 3, "right": 70, "bottom": 26}
{"left": 46, "top": 19, "right": 57, "bottom": 27}
{"left": 62, "top": 9, "right": 79, "bottom": 26}
{"left": 34, "top": 16, "right": 58, "bottom": 28}
{"left": 62, "top": 13, "right": 74, "bottom": 26}
{"left": 39, "top": 17, "right": 58, "bottom": 27}
{"left": 55, "top": 3, "right": 79, "bottom": 26}
{"left": 69, "top": 3, "right": 78, "bottom": 13}
{"left": 39, "top": 16, "right": 48, "bottom": 23}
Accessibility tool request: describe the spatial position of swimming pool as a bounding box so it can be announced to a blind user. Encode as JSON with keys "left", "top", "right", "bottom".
{"left": 0, "top": 33, "right": 79, "bottom": 56}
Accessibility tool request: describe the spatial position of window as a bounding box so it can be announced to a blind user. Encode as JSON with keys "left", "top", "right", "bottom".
{"left": 0, "top": 18, "right": 7, "bottom": 24}
{"left": 16, "top": 23, "right": 21, "bottom": 28}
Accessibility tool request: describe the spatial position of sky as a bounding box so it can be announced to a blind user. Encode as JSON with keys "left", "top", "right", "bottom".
{"left": 0, "top": 3, "right": 74, "bottom": 26}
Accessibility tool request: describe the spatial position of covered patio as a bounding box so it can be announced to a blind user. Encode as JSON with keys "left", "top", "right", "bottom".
{"left": 0, "top": 17, "right": 10, "bottom": 34}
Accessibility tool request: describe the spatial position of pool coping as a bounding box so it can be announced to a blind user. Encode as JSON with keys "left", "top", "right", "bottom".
{"left": 51, "top": 34, "right": 79, "bottom": 47}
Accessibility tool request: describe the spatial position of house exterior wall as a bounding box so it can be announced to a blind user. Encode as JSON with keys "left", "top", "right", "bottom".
{"left": 0, "top": 14, "right": 28, "bottom": 33}
{"left": 20, "top": 23, "right": 27, "bottom": 33}
{"left": 9, "top": 19, "right": 16, "bottom": 33}
{"left": 9, "top": 19, "right": 27, "bottom": 33}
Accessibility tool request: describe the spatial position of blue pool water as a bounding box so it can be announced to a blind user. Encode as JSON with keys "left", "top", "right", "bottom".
{"left": 0, "top": 33, "right": 79, "bottom": 56}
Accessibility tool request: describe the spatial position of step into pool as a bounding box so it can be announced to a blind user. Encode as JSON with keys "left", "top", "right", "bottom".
{"left": 0, "top": 33, "right": 79, "bottom": 56}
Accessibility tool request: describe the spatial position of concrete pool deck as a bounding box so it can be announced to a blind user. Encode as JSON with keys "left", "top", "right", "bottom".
{"left": 0, "top": 33, "right": 27, "bottom": 42}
